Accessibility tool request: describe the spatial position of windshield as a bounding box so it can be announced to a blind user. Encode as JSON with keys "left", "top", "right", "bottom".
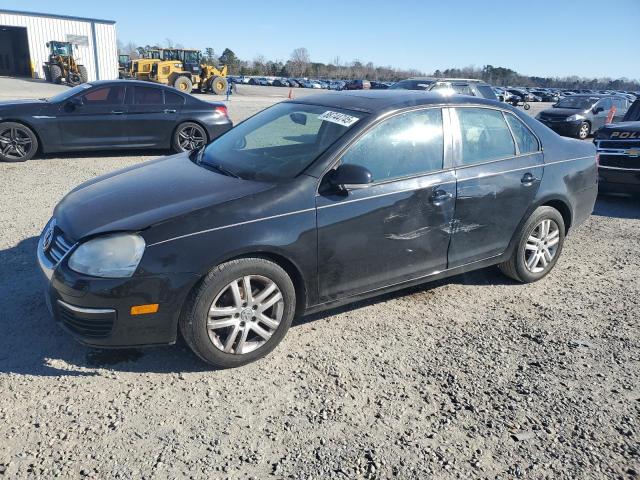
{"left": 183, "top": 51, "right": 200, "bottom": 64}
{"left": 47, "top": 83, "right": 92, "bottom": 103}
{"left": 390, "top": 80, "right": 434, "bottom": 90}
{"left": 51, "top": 42, "right": 72, "bottom": 56}
{"left": 555, "top": 96, "right": 599, "bottom": 109}
{"left": 197, "top": 102, "right": 367, "bottom": 182}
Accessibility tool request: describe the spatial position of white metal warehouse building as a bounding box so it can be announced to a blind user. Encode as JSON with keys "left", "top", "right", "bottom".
{"left": 0, "top": 9, "right": 118, "bottom": 82}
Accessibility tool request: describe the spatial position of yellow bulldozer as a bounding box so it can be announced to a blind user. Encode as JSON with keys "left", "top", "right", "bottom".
{"left": 148, "top": 49, "right": 228, "bottom": 95}
{"left": 43, "top": 41, "right": 88, "bottom": 86}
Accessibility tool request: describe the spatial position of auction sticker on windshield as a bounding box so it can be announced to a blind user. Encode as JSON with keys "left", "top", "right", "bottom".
{"left": 318, "top": 111, "right": 360, "bottom": 127}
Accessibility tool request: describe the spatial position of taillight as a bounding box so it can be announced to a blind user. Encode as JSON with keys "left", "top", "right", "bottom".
{"left": 214, "top": 105, "right": 228, "bottom": 117}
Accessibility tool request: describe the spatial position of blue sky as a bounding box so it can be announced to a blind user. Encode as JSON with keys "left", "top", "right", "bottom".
{"left": 3, "top": 0, "right": 639, "bottom": 80}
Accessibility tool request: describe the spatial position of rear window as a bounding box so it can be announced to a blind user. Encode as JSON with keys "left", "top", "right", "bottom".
{"left": 165, "top": 91, "right": 186, "bottom": 105}
{"left": 390, "top": 79, "right": 434, "bottom": 90}
{"left": 623, "top": 100, "right": 640, "bottom": 122}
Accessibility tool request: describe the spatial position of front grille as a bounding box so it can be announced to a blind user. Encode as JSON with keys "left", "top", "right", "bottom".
{"left": 599, "top": 155, "right": 640, "bottom": 170}
{"left": 57, "top": 301, "right": 115, "bottom": 338}
{"left": 46, "top": 227, "right": 74, "bottom": 264}
{"left": 597, "top": 140, "right": 640, "bottom": 150}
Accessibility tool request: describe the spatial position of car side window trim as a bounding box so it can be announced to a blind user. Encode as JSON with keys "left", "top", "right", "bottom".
{"left": 503, "top": 111, "right": 541, "bottom": 153}
{"left": 316, "top": 105, "right": 453, "bottom": 192}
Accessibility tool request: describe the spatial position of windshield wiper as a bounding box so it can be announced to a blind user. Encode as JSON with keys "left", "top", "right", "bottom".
{"left": 207, "top": 163, "right": 241, "bottom": 179}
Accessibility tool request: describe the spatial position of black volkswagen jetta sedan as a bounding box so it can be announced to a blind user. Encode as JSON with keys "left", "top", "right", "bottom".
{"left": 38, "top": 91, "right": 597, "bottom": 368}
{"left": 0, "top": 80, "right": 232, "bottom": 162}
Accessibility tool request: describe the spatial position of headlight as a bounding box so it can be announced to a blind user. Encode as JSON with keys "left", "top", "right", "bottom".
{"left": 68, "top": 233, "right": 145, "bottom": 278}
{"left": 566, "top": 114, "right": 584, "bottom": 122}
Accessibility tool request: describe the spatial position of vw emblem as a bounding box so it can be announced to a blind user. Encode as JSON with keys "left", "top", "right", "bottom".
{"left": 42, "top": 223, "right": 55, "bottom": 251}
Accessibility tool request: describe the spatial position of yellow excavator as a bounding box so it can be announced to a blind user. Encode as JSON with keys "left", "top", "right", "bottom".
{"left": 43, "top": 41, "right": 88, "bottom": 85}
{"left": 148, "top": 49, "right": 228, "bottom": 95}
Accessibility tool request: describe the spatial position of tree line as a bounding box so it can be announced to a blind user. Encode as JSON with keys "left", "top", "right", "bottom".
{"left": 117, "top": 40, "right": 640, "bottom": 90}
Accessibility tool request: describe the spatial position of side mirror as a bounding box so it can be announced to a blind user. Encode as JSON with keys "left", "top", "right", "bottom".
{"left": 593, "top": 106, "right": 604, "bottom": 114}
{"left": 289, "top": 112, "right": 307, "bottom": 126}
{"left": 329, "top": 163, "right": 373, "bottom": 190}
{"left": 64, "top": 97, "right": 83, "bottom": 112}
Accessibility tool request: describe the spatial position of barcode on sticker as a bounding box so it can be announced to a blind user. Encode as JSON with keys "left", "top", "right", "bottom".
{"left": 318, "top": 111, "right": 359, "bottom": 127}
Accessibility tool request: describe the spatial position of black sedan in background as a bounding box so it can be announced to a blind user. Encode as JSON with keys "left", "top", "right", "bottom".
{"left": 38, "top": 91, "right": 597, "bottom": 368}
{"left": 0, "top": 80, "right": 232, "bottom": 162}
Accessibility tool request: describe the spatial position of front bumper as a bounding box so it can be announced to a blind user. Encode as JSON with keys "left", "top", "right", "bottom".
{"left": 598, "top": 165, "right": 640, "bottom": 195}
{"left": 37, "top": 227, "right": 198, "bottom": 348}
{"left": 538, "top": 119, "right": 582, "bottom": 137}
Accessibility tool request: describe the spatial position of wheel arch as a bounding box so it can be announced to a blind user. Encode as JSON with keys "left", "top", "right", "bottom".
{"left": 171, "top": 119, "right": 211, "bottom": 146}
{"left": 0, "top": 119, "right": 44, "bottom": 153}
{"left": 503, "top": 195, "right": 573, "bottom": 260}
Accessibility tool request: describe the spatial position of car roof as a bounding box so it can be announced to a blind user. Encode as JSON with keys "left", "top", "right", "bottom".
{"left": 289, "top": 90, "right": 501, "bottom": 114}
{"left": 404, "top": 77, "right": 488, "bottom": 84}
{"left": 88, "top": 79, "right": 182, "bottom": 92}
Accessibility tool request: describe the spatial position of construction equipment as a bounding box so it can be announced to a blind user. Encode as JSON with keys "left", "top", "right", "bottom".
{"left": 148, "top": 49, "right": 228, "bottom": 95}
{"left": 43, "top": 41, "right": 88, "bottom": 86}
{"left": 118, "top": 54, "right": 131, "bottom": 79}
{"left": 130, "top": 48, "right": 162, "bottom": 80}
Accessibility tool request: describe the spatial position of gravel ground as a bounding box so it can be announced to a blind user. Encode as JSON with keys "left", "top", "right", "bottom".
{"left": 0, "top": 78, "right": 638, "bottom": 479}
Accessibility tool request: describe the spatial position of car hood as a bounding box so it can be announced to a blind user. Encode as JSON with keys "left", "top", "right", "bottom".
{"left": 596, "top": 121, "right": 640, "bottom": 139}
{"left": 540, "top": 107, "right": 587, "bottom": 118}
{"left": 0, "top": 98, "right": 47, "bottom": 108}
{"left": 54, "top": 153, "right": 272, "bottom": 241}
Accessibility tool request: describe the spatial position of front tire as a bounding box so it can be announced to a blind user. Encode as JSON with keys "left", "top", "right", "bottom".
{"left": 499, "top": 206, "right": 565, "bottom": 283}
{"left": 49, "top": 65, "right": 62, "bottom": 84}
{"left": 0, "top": 122, "right": 39, "bottom": 162}
{"left": 180, "top": 258, "right": 296, "bottom": 368}
{"left": 577, "top": 121, "right": 590, "bottom": 140}
{"left": 78, "top": 65, "right": 88, "bottom": 83}
{"left": 209, "top": 76, "right": 228, "bottom": 95}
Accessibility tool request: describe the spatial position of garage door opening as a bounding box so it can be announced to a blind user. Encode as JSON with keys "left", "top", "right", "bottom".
{"left": 0, "top": 26, "right": 30, "bottom": 77}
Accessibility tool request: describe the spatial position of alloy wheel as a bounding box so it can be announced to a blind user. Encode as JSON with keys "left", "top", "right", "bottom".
{"left": 206, "top": 275, "right": 284, "bottom": 355}
{"left": 524, "top": 219, "right": 560, "bottom": 273}
{"left": 579, "top": 123, "right": 589, "bottom": 139}
{"left": 178, "top": 126, "right": 206, "bottom": 151}
{"left": 0, "top": 126, "right": 33, "bottom": 160}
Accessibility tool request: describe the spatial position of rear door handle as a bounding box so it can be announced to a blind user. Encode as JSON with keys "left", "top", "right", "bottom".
{"left": 521, "top": 173, "right": 537, "bottom": 185}
{"left": 430, "top": 189, "right": 453, "bottom": 204}
{"left": 164, "top": 109, "right": 177, "bottom": 114}
{"left": 111, "top": 110, "right": 124, "bottom": 115}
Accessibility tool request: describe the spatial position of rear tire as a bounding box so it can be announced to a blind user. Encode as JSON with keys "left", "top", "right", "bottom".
{"left": 179, "top": 258, "right": 296, "bottom": 368}
{"left": 78, "top": 65, "right": 88, "bottom": 83}
{"left": 172, "top": 122, "right": 208, "bottom": 152}
{"left": 0, "top": 122, "right": 39, "bottom": 162}
{"left": 49, "top": 65, "right": 62, "bottom": 84}
{"left": 499, "top": 206, "right": 565, "bottom": 283}
{"left": 173, "top": 76, "right": 193, "bottom": 94}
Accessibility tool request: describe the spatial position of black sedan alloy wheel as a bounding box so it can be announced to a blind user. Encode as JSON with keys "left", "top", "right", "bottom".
{"left": 0, "top": 123, "right": 38, "bottom": 162}
{"left": 174, "top": 122, "right": 207, "bottom": 152}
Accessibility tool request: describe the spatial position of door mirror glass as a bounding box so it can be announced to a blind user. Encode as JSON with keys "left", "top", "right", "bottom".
{"left": 329, "top": 163, "right": 373, "bottom": 190}
{"left": 64, "top": 97, "right": 83, "bottom": 112}
{"left": 289, "top": 112, "right": 307, "bottom": 126}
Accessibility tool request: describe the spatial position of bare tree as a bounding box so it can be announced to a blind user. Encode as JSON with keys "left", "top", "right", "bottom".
{"left": 289, "top": 48, "right": 310, "bottom": 77}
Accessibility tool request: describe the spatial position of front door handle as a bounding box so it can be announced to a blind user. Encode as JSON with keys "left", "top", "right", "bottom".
{"left": 111, "top": 110, "right": 124, "bottom": 115}
{"left": 521, "top": 172, "right": 537, "bottom": 185}
{"left": 164, "top": 109, "right": 177, "bottom": 114}
{"left": 430, "top": 189, "right": 453, "bottom": 204}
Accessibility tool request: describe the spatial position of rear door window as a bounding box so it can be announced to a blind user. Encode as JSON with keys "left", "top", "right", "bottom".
{"left": 133, "top": 86, "right": 164, "bottom": 105}
{"left": 165, "top": 91, "right": 186, "bottom": 105}
{"left": 455, "top": 108, "right": 516, "bottom": 165}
